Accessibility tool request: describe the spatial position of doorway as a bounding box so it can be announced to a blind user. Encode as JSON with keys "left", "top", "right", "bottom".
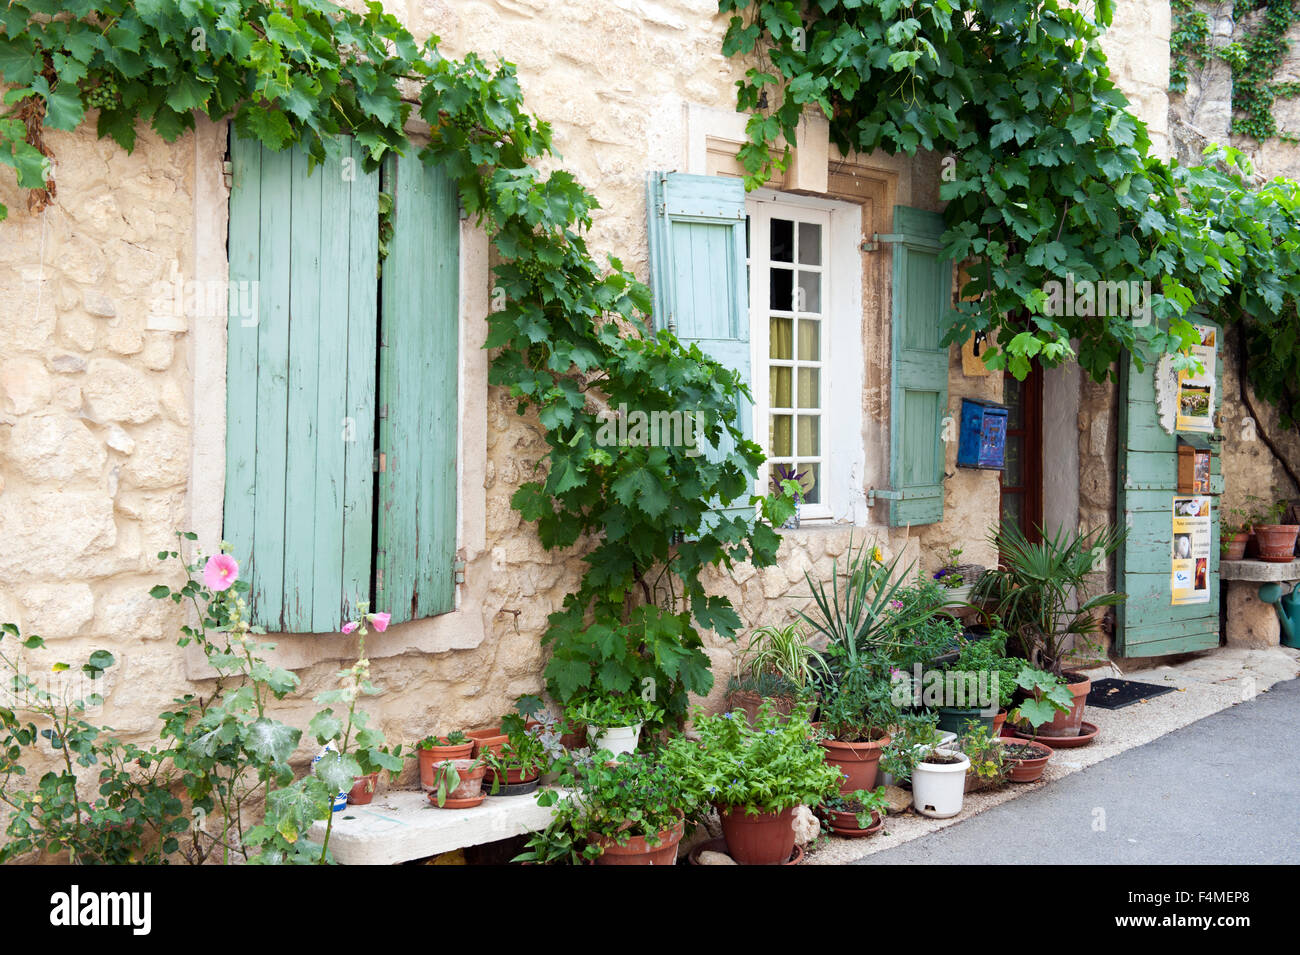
{"left": 1000, "top": 366, "right": 1043, "bottom": 542}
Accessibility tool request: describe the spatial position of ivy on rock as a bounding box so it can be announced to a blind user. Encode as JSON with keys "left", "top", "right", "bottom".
{"left": 0, "top": 1, "right": 794, "bottom": 725}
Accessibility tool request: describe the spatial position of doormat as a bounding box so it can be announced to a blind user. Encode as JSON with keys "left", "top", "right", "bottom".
{"left": 1085, "top": 678, "right": 1177, "bottom": 710}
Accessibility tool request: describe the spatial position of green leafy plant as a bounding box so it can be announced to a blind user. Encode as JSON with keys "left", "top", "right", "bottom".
{"left": 960, "top": 722, "right": 1010, "bottom": 786}
{"left": 565, "top": 692, "right": 663, "bottom": 731}
{"left": 664, "top": 701, "right": 841, "bottom": 815}
{"left": 480, "top": 713, "right": 551, "bottom": 791}
{"left": 418, "top": 731, "right": 470, "bottom": 749}
{"left": 975, "top": 523, "right": 1127, "bottom": 676}
{"left": 519, "top": 751, "right": 690, "bottom": 864}
{"left": 1010, "top": 666, "right": 1075, "bottom": 730}
{"left": 879, "top": 711, "right": 945, "bottom": 785}
{"left": 821, "top": 786, "right": 890, "bottom": 831}
{"left": 427, "top": 759, "right": 478, "bottom": 809}
{"left": 0, "top": 628, "right": 185, "bottom": 864}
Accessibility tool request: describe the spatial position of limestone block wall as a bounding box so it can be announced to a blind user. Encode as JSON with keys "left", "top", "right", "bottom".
{"left": 0, "top": 1, "right": 1180, "bottom": 822}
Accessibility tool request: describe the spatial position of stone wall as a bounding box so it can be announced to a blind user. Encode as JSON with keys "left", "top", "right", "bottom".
{"left": 0, "top": 1, "right": 1184, "bottom": 827}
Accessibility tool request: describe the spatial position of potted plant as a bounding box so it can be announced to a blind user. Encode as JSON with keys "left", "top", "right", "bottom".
{"left": 879, "top": 711, "right": 947, "bottom": 787}
{"left": 427, "top": 757, "right": 488, "bottom": 809}
{"left": 726, "top": 621, "right": 825, "bottom": 723}
{"left": 665, "top": 701, "right": 841, "bottom": 865}
{"left": 819, "top": 786, "right": 889, "bottom": 837}
{"left": 480, "top": 714, "right": 550, "bottom": 794}
{"left": 417, "top": 731, "right": 474, "bottom": 790}
{"left": 519, "top": 751, "right": 691, "bottom": 865}
{"left": 911, "top": 744, "right": 971, "bottom": 818}
{"left": 976, "top": 522, "right": 1127, "bottom": 739}
{"left": 933, "top": 547, "right": 985, "bottom": 606}
{"left": 1220, "top": 503, "right": 1253, "bottom": 561}
{"left": 934, "top": 627, "right": 1020, "bottom": 735}
{"left": 814, "top": 659, "right": 897, "bottom": 793}
{"left": 1251, "top": 494, "right": 1298, "bottom": 562}
{"left": 348, "top": 742, "right": 404, "bottom": 806}
{"left": 959, "top": 723, "right": 1009, "bottom": 792}
{"left": 566, "top": 692, "right": 662, "bottom": 756}
{"left": 997, "top": 738, "right": 1054, "bottom": 783}
{"left": 1007, "top": 665, "right": 1077, "bottom": 739}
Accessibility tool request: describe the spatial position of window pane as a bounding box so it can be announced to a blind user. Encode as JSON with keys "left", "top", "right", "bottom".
{"left": 797, "top": 415, "right": 819, "bottom": 456}
{"left": 770, "top": 366, "right": 792, "bottom": 408}
{"left": 797, "top": 367, "right": 819, "bottom": 409}
{"left": 800, "top": 462, "right": 821, "bottom": 504}
{"left": 771, "top": 415, "right": 792, "bottom": 456}
{"left": 1004, "top": 376, "right": 1024, "bottom": 429}
{"left": 798, "top": 222, "right": 822, "bottom": 265}
{"left": 797, "top": 319, "right": 820, "bottom": 361}
{"left": 771, "top": 217, "right": 794, "bottom": 262}
{"left": 796, "top": 270, "right": 821, "bottom": 313}
{"left": 770, "top": 316, "right": 793, "bottom": 359}
{"left": 1004, "top": 434, "right": 1023, "bottom": 486}
{"left": 1002, "top": 492, "right": 1023, "bottom": 529}
{"left": 770, "top": 267, "right": 793, "bottom": 311}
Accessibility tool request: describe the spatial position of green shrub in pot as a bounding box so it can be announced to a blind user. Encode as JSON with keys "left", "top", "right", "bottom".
{"left": 1010, "top": 666, "right": 1075, "bottom": 731}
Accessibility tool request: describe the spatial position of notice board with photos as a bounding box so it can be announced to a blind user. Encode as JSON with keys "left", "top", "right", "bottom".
{"left": 1115, "top": 322, "right": 1223, "bottom": 656}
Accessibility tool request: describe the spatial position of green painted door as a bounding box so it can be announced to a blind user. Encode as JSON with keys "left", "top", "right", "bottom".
{"left": 225, "top": 133, "right": 379, "bottom": 633}
{"left": 1115, "top": 322, "right": 1224, "bottom": 656}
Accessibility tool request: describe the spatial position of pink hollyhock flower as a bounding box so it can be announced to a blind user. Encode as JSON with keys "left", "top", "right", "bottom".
{"left": 203, "top": 554, "right": 239, "bottom": 592}
{"left": 369, "top": 612, "right": 391, "bottom": 633}
{"left": 342, "top": 621, "right": 359, "bottom": 635}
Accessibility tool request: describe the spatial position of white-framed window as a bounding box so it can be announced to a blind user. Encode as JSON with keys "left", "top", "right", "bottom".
{"left": 746, "top": 191, "right": 864, "bottom": 524}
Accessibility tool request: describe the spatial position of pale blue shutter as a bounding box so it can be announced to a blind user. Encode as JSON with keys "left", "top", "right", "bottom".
{"left": 225, "top": 132, "right": 379, "bottom": 632}
{"left": 645, "top": 172, "right": 753, "bottom": 528}
{"left": 888, "top": 206, "right": 951, "bottom": 526}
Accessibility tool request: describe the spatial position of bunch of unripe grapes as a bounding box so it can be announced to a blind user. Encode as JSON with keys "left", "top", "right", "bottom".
{"left": 82, "top": 76, "right": 121, "bottom": 110}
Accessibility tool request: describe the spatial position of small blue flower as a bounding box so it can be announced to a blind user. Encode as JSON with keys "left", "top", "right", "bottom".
{"left": 766, "top": 728, "right": 778, "bottom": 735}
{"left": 721, "top": 712, "right": 734, "bottom": 720}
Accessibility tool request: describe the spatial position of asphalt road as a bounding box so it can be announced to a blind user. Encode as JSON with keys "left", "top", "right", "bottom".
{"left": 859, "top": 677, "right": 1300, "bottom": 865}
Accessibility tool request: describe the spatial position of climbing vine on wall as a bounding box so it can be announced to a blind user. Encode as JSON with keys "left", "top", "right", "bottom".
{"left": 1170, "top": 0, "right": 1300, "bottom": 142}
{"left": 0, "top": 1, "right": 794, "bottom": 724}
{"left": 721, "top": 0, "right": 1300, "bottom": 427}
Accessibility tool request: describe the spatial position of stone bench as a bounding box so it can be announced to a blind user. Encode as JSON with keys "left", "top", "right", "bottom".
{"left": 1221, "top": 559, "right": 1300, "bottom": 649}
{"left": 307, "top": 788, "right": 558, "bottom": 865}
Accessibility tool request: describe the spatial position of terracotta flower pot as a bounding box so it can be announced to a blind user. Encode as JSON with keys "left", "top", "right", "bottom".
{"left": 821, "top": 806, "right": 883, "bottom": 836}
{"left": 466, "top": 727, "right": 509, "bottom": 757}
{"left": 992, "top": 710, "right": 1008, "bottom": 738}
{"left": 418, "top": 742, "right": 474, "bottom": 789}
{"left": 725, "top": 690, "right": 798, "bottom": 726}
{"left": 1224, "top": 532, "right": 1249, "bottom": 561}
{"left": 1254, "top": 524, "right": 1299, "bottom": 562}
{"left": 426, "top": 759, "right": 487, "bottom": 809}
{"left": 1036, "top": 671, "right": 1090, "bottom": 738}
{"left": 347, "top": 772, "right": 381, "bottom": 806}
{"left": 591, "top": 817, "right": 685, "bottom": 865}
{"left": 817, "top": 731, "right": 891, "bottom": 793}
{"left": 998, "top": 739, "right": 1053, "bottom": 783}
{"left": 716, "top": 805, "right": 797, "bottom": 866}
{"left": 484, "top": 764, "right": 539, "bottom": 786}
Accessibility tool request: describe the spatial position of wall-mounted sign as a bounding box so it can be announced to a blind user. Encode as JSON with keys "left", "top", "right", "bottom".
{"left": 1171, "top": 495, "right": 1211, "bottom": 606}
{"left": 1175, "top": 325, "right": 1217, "bottom": 433}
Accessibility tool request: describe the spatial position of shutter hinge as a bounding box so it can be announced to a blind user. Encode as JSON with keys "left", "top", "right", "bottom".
{"left": 379, "top": 405, "right": 388, "bottom": 419}
{"left": 222, "top": 160, "right": 233, "bottom": 190}
{"left": 866, "top": 488, "right": 904, "bottom": 507}
{"left": 375, "top": 568, "right": 383, "bottom": 592}
{"left": 454, "top": 559, "right": 466, "bottom": 585}
{"left": 373, "top": 452, "right": 386, "bottom": 473}
{"left": 862, "top": 233, "right": 905, "bottom": 253}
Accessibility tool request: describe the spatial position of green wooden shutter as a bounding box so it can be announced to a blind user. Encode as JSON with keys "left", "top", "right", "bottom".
{"left": 645, "top": 171, "right": 752, "bottom": 527}
{"left": 888, "top": 206, "right": 951, "bottom": 526}
{"left": 375, "top": 155, "right": 460, "bottom": 623}
{"left": 225, "top": 133, "right": 379, "bottom": 633}
{"left": 1115, "top": 321, "right": 1223, "bottom": 656}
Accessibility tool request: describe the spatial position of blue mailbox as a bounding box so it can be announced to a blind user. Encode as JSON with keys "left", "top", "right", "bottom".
{"left": 957, "top": 398, "right": 1009, "bottom": 470}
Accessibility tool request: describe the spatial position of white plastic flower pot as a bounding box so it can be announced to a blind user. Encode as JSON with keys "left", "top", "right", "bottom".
{"left": 589, "top": 723, "right": 642, "bottom": 756}
{"left": 911, "top": 751, "right": 971, "bottom": 818}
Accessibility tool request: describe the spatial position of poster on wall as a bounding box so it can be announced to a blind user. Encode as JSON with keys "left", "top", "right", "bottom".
{"left": 1175, "top": 325, "right": 1216, "bottom": 433}
{"left": 1171, "top": 495, "right": 1212, "bottom": 606}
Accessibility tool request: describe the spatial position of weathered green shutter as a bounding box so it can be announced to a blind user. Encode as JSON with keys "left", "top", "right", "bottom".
{"left": 1115, "top": 322, "right": 1223, "bottom": 655}
{"left": 888, "top": 206, "right": 951, "bottom": 526}
{"left": 375, "top": 155, "right": 460, "bottom": 623}
{"left": 646, "top": 171, "right": 752, "bottom": 526}
{"left": 225, "top": 133, "right": 379, "bottom": 632}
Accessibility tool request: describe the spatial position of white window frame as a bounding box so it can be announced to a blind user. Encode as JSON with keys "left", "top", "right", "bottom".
{"left": 746, "top": 189, "right": 866, "bottom": 525}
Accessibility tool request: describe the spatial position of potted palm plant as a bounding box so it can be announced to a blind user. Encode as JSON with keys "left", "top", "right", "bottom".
{"left": 665, "top": 701, "right": 841, "bottom": 865}
{"left": 975, "top": 523, "right": 1126, "bottom": 740}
